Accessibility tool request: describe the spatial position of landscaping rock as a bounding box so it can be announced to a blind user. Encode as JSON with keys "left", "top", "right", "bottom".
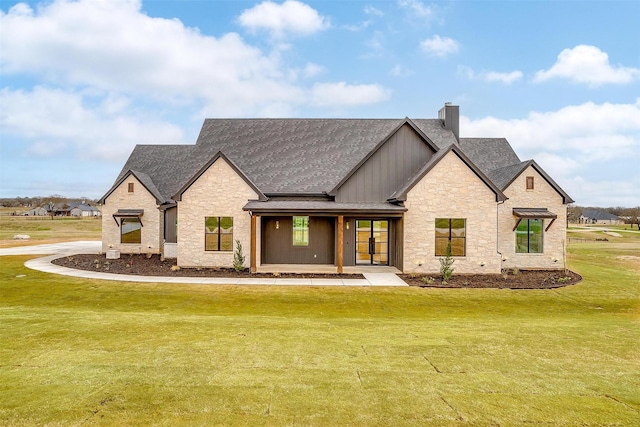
{"left": 13, "top": 234, "right": 30, "bottom": 240}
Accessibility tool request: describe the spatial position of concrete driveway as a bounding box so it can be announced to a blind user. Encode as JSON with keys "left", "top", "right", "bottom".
{"left": 0, "top": 241, "right": 102, "bottom": 256}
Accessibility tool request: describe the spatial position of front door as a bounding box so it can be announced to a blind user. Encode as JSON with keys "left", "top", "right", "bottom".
{"left": 355, "top": 220, "right": 389, "bottom": 265}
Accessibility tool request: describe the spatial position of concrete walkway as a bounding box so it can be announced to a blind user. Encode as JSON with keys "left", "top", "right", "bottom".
{"left": 2, "top": 241, "right": 408, "bottom": 287}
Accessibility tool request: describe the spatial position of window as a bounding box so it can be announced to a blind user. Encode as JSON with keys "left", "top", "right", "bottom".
{"left": 292, "top": 216, "right": 309, "bottom": 246}
{"left": 526, "top": 176, "right": 534, "bottom": 190}
{"left": 205, "top": 217, "right": 233, "bottom": 251}
{"left": 128, "top": 182, "right": 134, "bottom": 193}
{"left": 516, "top": 219, "right": 543, "bottom": 253}
{"left": 435, "top": 218, "right": 466, "bottom": 256}
{"left": 121, "top": 218, "right": 141, "bottom": 244}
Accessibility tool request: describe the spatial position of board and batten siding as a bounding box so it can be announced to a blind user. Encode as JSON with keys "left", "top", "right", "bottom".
{"left": 336, "top": 124, "right": 435, "bottom": 202}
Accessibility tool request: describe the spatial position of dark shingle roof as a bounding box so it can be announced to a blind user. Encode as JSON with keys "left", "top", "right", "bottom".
{"left": 101, "top": 117, "right": 572, "bottom": 205}
{"left": 581, "top": 209, "right": 620, "bottom": 221}
{"left": 102, "top": 145, "right": 196, "bottom": 203}
{"left": 486, "top": 161, "right": 530, "bottom": 190}
{"left": 458, "top": 138, "right": 521, "bottom": 175}
{"left": 193, "top": 119, "right": 409, "bottom": 194}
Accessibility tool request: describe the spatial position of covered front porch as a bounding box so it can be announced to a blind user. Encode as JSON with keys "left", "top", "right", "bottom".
{"left": 244, "top": 200, "right": 407, "bottom": 274}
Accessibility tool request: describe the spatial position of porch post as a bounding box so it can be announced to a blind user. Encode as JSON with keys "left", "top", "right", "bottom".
{"left": 250, "top": 214, "right": 257, "bottom": 273}
{"left": 337, "top": 215, "right": 344, "bottom": 273}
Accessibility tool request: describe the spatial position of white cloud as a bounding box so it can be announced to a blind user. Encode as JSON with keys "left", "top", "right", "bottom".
{"left": 398, "top": 0, "right": 434, "bottom": 20}
{"left": 310, "top": 82, "right": 391, "bottom": 107}
{"left": 364, "top": 6, "right": 384, "bottom": 17}
{"left": 561, "top": 175, "right": 640, "bottom": 208}
{"left": 459, "top": 66, "right": 522, "bottom": 84}
{"left": 238, "top": 0, "right": 329, "bottom": 38}
{"left": 460, "top": 100, "right": 640, "bottom": 206}
{"left": 302, "top": 62, "right": 325, "bottom": 78}
{"left": 484, "top": 70, "right": 523, "bottom": 85}
{"left": 389, "top": 64, "right": 414, "bottom": 77}
{"left": 0, "top": 0, "right": 386, "bottom": 116}
{"left": 420, "top": 35, "right": 459, "bottom": 57}
{"left": 534, "top": 45, "right": 640, "bottom": 86}
{"left": 0, "top": 86, "right": 185, "bottom": 161}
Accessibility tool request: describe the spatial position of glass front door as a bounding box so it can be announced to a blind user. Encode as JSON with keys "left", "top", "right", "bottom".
{"left": 355, "top": 220, "right": 389, "bottom": 265}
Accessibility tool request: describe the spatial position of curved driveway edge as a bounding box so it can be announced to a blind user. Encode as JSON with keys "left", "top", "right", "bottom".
{"left": 3, "top": 241, "right": 407, "bottom": 287}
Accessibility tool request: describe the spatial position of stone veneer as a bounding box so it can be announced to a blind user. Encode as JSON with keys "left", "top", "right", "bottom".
{"left": 177, "top": 157, "right": 258, "bottom": 268}
{"left": 403, "top": 151, "right": 502, "bottom": 274}
{"left": 499, "top": 165, "right": 567, "bottom": 270}
{"left": 101, "top": 175, "right": 162, "bottom": 254}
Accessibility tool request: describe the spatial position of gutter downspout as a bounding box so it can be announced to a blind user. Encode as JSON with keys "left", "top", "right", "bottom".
{"left": 497, "top": 199, "right": 505, "bottom": 266}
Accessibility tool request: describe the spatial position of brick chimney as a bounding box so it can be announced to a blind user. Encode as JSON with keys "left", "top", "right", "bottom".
{"left": 438, "top": 102, "right": 459, "bottom": 143}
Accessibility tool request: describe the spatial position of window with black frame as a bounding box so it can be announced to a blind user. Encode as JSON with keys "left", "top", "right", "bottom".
{"left": 515, "top": 218, "right": 543, "bottom": 253}
{"left": 435, "top": 218, "right": 466, "bottom": 256}
{"left": 205, "top": 216, "right": 233, "bottom": 251}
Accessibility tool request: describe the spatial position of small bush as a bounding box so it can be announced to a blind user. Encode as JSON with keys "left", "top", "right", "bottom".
{"left": 233, "top": 239, "right": 246, "bottom": 272}
{"left": 439, "top": 243, "right": 455, "bottom": 282}
{"left": 421, "top": 276, "right": 435, "bottom": 285}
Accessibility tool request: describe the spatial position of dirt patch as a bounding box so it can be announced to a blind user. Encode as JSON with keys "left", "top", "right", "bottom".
{"left": 51, "top": 253, "right": 582, "bottom": 288}
{"left": 400, "top": 269, "right": 582, "bottom": 289}
{"left": 51, "top": 253, "right": 364, "bottom": 279}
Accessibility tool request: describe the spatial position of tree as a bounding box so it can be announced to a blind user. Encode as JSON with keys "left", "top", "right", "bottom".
{"left": 567, "top": 205, "right": 583, "bottom": 223}
{"left": 627, "top": 207, "right": 640, "bottom": 230}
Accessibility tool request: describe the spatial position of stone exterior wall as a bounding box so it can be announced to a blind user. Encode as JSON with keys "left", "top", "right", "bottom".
{"left": 403, "top": 151, "right": 502, "bottom": 274}
{"left": 177, "top": 158, "right": 258, "bottom": 268}
{"left": 499, "top": 166, "right": 567, "bottom": 270}
{"left": 101, "top": 175, "right": 162, "bottom": 254}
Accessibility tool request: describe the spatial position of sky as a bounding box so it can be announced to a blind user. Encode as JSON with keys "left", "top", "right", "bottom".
{"left": 1, "top": 0, "right": 639, "bottom": 207}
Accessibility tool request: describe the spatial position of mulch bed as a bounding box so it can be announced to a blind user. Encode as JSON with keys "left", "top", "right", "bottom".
{"left": 399, "top": 269, "right": 582, "bottom": 289}
{"left": 52, "top": 253, "right": 582, "bottom": 288}
{"left": 51, "top": 253, "right": 364, "bottom": 279}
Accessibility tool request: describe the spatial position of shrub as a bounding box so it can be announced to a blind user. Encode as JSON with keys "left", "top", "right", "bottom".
{"left": 439, "top": 242, "right": 455, "bottom": 283}
{"left": 233, "top": 239, "right": 246, "bottom": 272}
{"left": 421, "top": 276, "right": 435, "bottom": 285}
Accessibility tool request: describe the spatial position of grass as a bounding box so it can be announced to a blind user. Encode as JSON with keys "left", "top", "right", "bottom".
{"left": 1, "top": 245, "right": 639, "bottom": 426}
{"left": 0, "top": 215, "right": 101, "bottom": 247}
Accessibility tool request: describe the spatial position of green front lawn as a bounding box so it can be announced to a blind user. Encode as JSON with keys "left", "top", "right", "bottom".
{"left": 1, "top": 243, "right": 638, "bottom": 425}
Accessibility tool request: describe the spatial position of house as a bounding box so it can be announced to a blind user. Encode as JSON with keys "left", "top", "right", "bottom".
{"left": 579, "top": 209, "right": 623, "bottom": 225}
{"left": 99, "top": 103, "right": 573, "bottom": 274}
{"left": 69, "top": 202, "right": 101, "bottom": 217}
{"left": 26, "top": 206, "right": 48, "bottom": 216}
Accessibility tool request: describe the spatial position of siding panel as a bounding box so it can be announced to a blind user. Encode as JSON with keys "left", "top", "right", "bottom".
{"left": 336, "top": 124, "right": 435, "bottom": 202}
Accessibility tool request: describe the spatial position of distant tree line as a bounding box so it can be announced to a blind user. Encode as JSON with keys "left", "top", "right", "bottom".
{"left": 0, "top": 195, "right": 99, "bottom": 208}
{"left": 568, "top": 205, "right": 640, "bottom": 229}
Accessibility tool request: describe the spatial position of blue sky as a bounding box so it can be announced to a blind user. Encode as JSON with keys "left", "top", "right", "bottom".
{"left": 1, "top": 0, "right": 638, "bottom": 207}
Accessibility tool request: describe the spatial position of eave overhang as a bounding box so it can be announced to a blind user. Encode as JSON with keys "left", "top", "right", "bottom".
{"left": 512, "top": 208, "right": 558, "bottom": 232}
{"left": 243, "top": 200, "right": 407, "bottom": 217}
{"left": 112, "top": 209, "right": 144, "bottom": 226}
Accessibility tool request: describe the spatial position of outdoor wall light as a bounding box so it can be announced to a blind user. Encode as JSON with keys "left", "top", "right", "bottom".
{"left": 480, "top": 261, "right": 486, "bottom": 267}
{"left": 346, "top": 220, "right": 350, "bottom": 230}
{"left": 275, "top": 220, "right": 279, "bottom": 229}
